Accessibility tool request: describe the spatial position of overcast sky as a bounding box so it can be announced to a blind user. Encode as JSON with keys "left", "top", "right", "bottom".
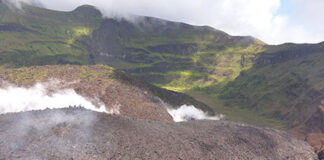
{"left": 12, "top": 0, "right": 324, "bottom": 44}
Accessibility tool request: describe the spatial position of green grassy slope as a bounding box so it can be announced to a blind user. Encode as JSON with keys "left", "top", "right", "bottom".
{"left": 0, "top": 2, "right": 102, "bottom": 67}
{"left": 89, "top": 17, "right": 265, "bottom": 93}
{"left": 218, "top": 43, "right": 324, "bottom": 129}
{"left": 3, "top": 2, "right": 323, "bottom": 130}
{"left": 0, "top": 2, "right": 265, "bottom": 93}
{"left": 0, "top": 2, "right": 265, "bottom": 112}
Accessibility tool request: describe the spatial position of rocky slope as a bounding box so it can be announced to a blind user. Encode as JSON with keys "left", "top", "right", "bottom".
{"left": 0, "top": 65, "right": 213, "bottom": 122}
{"left": 0, "top": 108, "right": 317, "bottom": 160}
{"left": 0, "top": 1, "right": 323, "bottom": 156}
{"left": 289, "top": 104, "right": 324, "bottom": 157}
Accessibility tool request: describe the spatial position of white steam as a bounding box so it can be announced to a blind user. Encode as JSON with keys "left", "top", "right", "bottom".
{"left": 0, "top": 82, "right": 112, "bottom": 114}
{"left": 0, "top": 81, "right": 111, "bottom": 152}
{"left": 167, "top": 105, "right": 224, "bottom": 122}
{"left": 0, "top": 80, "right": 223, "bottom": 123}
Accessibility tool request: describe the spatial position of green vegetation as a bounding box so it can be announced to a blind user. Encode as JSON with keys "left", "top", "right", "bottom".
{"left": 0, "top": 3, "right": 103, "bottom": 67}
{"left": 119, "top": 35, "right": 265, "bottom": 92}
{"left": 2, "top": 2, "right": 323, "bottom": 130}
{"left": 188, "top": 90, "right": 288, "bottom": 129}
{"left": 0, "top": 2, "right": 269, "bottom": 127}
{"left": 217, "top": 43, "right": 324, "bottom": 128}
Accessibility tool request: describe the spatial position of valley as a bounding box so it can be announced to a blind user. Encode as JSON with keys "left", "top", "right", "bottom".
{"left": 0, "top": 0, "right": 323, "bottom": 159}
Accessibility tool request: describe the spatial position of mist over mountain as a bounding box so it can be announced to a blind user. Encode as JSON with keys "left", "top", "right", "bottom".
{"left": 0, "top": 1, "right": 323, "bottom": 159}
{"left": 5, "top": 0, "right": 324, "bottom": 44}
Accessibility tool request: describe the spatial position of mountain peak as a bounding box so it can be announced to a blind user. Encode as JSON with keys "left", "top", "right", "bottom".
{"left": 72, "top": 5, "right": 102, "bottom": 17}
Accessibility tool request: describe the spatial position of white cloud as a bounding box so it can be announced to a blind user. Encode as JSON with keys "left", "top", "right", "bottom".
{"left": 7, "top": 0, "right": 324, "bottom": 44}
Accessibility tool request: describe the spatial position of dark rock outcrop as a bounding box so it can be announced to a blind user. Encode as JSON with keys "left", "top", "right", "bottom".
{"left": 0, "top": 108, "right": 317, "bottom": 160}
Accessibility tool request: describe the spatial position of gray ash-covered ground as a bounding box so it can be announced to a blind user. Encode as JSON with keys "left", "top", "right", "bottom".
{"left": 0, "top": 108, "right": 317, "bottom": 160}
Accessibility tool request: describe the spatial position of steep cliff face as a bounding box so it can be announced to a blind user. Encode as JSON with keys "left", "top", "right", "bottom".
{"left": 0, "top": 108, "right": 317, "bottom": 160}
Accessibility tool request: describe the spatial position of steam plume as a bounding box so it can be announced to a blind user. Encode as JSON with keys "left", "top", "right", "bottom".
{"left": 0, "top": 82, "right": 110, "bottom": 114}
{"left": 167, "top": 105, "right": 224, "bottom": 122}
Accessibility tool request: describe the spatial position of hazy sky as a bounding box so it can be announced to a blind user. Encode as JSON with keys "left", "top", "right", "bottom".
{"left": 12, "top": 0, "right": 324, "bottom": 44}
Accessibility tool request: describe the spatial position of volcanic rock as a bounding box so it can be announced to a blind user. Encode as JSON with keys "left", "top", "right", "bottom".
{"left": 0, "top": 108, "right": 317, "bottom": 160}
{"left": 289, "top": 105, "right": 324, "bottom": 159}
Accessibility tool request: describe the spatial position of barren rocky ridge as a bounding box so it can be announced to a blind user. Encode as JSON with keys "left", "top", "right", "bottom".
{"left": 0, "top": 108, "right": 317, "bottom": 160}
